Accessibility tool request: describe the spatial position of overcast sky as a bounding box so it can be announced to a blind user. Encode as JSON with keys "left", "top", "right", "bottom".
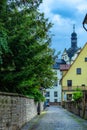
{"left": 40, "top": 0, "right": 87, "bottom": 56}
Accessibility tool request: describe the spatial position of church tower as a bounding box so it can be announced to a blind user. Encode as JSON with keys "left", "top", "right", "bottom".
{"left": 71, "top": 25, "right": 77, "bottom": 49}
{"left": 62, "top": 25, "right": 81, "bottom": 64}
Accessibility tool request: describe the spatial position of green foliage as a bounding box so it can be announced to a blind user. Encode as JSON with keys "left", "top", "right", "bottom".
{"left": 0, "top": 22, "right": 9, "bottom": 65}
{"left": 73, "top": 88, "right": 83, "bottom": 102}
{"left": 27, "top": 88, "right": 45, "bottom": 102}
{"left": 0, "top": 0, "right": 56, "bottom": 101}
{"left": 20, "top": 87, "right": 45, "bottom": 102}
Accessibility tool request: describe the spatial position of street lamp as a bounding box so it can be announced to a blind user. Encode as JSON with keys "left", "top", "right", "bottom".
{"left": 83, "top": 13, "right": 87, "bottom": 31}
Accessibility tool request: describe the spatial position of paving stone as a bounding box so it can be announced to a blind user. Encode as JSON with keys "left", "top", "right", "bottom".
{"left": 21, "top": 106, "right": 87, "bottom": 130}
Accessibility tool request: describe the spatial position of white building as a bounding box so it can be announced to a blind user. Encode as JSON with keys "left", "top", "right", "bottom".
{"left": 45, "top": 59, "right": 66, "bottom": 105}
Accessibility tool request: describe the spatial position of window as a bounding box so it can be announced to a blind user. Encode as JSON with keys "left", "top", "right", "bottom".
{"left": 46, "top": 92, "right": 50, "bottom": 97}
{"left": 65, "top": 56, "right": 67, "bottom": 60}
{"left": 67, "top": 94, "right": 72, "bottom": 100}
{"left": 67, "top": 80, "right": 72, "bottom": 87}
{"left": 46, "top": 99, "right": 50, "bottom": 103}
{"left": 54, "top": 70, "right": 57, "bottom": 74}
{"left": 76, "top": 68, "right": 81, "bottom": 74}
{"left": 85, "top": 57, "right": 87, "bottom": 62}
{"left": 54, "top": 81, "right": 57, "bottom": 86}
{"left": 54, "top": 92, "right": 58, "bottom": 97}
{"left": 82, "top": 84, "right": 85, "bottom": 86}
{"left": 54, "top": 99, "right": 57, "bottom": 102}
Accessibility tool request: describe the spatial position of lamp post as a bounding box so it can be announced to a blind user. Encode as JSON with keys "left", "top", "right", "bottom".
{"left": 83, "top": 13, "right": 87, "bottom": 31}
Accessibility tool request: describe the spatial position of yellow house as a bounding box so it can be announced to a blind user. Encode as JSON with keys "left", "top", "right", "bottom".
{"left": 61, "top": 43, "right": 87, "bottom": 101}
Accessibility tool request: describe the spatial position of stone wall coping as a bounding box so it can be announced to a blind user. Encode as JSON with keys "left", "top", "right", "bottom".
{"left": 0, "top": 92, "right": 34, "bottom": 99}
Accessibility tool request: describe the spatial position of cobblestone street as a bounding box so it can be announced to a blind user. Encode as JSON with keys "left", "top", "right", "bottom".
{"left": 22, "top": 106, "right": 87, "bottom": 130}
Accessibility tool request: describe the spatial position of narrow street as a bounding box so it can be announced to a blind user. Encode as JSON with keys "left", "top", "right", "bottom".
{"left": 22, "top": 106, "right": 87, "bottom": 130}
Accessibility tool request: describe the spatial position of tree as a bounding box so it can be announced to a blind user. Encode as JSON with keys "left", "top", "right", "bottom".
{"left": 0, "top": 0, "right": 9, "bottom": 65}
{"left": 73, "top": 88, "right": 83, "bottom": 102}
{"left": 0, "top": 0, "right": 56, "bottom": 101}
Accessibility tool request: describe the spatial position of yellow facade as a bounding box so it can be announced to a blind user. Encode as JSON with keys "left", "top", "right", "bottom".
{"left": 61, "top": 43, "right": 87, "bottom": 101}
{"left": 62, "top": 71, "right": 67, "bottom": 76}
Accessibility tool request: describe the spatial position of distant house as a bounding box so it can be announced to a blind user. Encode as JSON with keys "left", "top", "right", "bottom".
{"left": 60, "top": 64, "right": 71, "bottom": 76}
{"left": 45, "top": 58, "right": 66, "bottom": 105}
{"left": 62, "top": 25, "right": 81, "bottom": 64}
{"left": 61, "top": 43, "right": 87, "bottom": 102}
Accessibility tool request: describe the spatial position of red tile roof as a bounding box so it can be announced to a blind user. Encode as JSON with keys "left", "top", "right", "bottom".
{"left": 60, "top": 64, "right": 70, "bottom": 71}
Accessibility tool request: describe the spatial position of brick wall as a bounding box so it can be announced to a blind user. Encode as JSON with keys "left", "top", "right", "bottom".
{"left": 0, "top": 92, "right": 44, "bottom": 130}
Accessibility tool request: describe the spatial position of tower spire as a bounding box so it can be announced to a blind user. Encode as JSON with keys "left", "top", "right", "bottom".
{"left": 71, "top": 24, "right": 77, "bottom": 49}
{"left": 73, "top": 24, "right": 75, "bottom": 32}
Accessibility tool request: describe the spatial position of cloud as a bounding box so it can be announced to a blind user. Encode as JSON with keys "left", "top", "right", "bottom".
{"left": 52, "top": 14, "right": 74, "bottom": 27}
{"left": 39, "top": 0, "right": 87, "bottom": 54}
{"left": 77, "top": 4, "right": 87, "bottom": 14}
{"left": 40, "top": 0, "right": 87, "bottom": 16}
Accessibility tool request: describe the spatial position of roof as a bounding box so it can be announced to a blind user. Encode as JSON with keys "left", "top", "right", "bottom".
{"left": 61, "top": 42, "right": 87, "bottom": 81}
{"left": 60, "top": 64, "right": 71, "bottom": 71}
{"left": 67, "top": 47, "right": 80, "bottom": 59}
{"left": 53, "top": 59, "right": 66, "bottom": 69}
{"left": 65, "top": 25, "right": 80, "bottom": 59}
{"left": 71, "top": 32, "right": 77, "bottom": 37}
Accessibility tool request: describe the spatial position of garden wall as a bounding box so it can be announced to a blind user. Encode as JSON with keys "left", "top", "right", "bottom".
{"left": 62, "top": 101, "right": 87, "bottom": 119}
{"left": 0, "top": 92, "right": 44, "bottom": 130}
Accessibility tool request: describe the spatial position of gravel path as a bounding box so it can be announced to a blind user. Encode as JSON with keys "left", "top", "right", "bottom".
{"left": 21, "top": 106, "right": 87, "bottom": 130}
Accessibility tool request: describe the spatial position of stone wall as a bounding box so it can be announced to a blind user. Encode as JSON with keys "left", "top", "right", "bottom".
{"left": 62, "top": 101, "right": 87, "bottom": 119}
{"left": 0, "top": 92, "right": 44, "bottom": 130}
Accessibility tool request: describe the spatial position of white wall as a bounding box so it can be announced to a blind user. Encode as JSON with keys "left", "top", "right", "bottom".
{"left": 45, "top": 69, "right": 62, "bottom": 103}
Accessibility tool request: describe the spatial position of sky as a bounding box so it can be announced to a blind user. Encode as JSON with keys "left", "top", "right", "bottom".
{"left": 39, "top": 0, "right": 87, "bottom": 57}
